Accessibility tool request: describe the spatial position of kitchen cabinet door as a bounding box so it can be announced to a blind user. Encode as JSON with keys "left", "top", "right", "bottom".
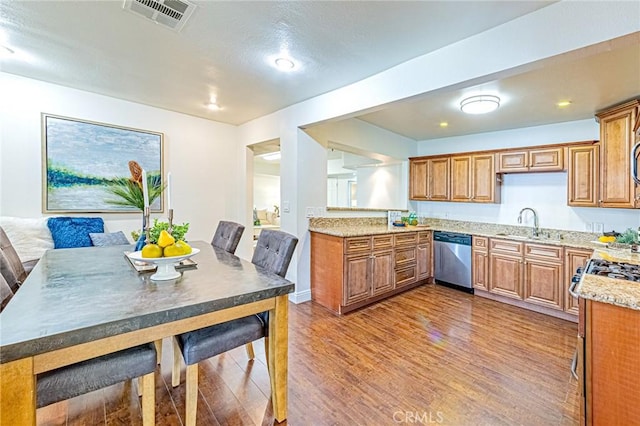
{"left": 498, "top": 151, "right": 528, "bottom": 173}
{"left": 489, "top": 253, "right": 523, "bottom": 300}
{"left": 472, "top": 249, "right": 489, "bottom": 291}
{"left": 567, "top": 144, "right": 599, "bottom": 207}
{"left": 528, "top": 147, "right": 565, "bottom": 171}
{"left": 416, "top": 242, "right": 432, "bottom": 281}
{"left": 524, "top": 259, "right": 563, "bottom": 310}
{"left": 343, "top": 253, "right": 371, "bottom": 305}
{"left": 450, "top": 155, "right": 472, "bottom": 201}
{"left": 409, "top": 159, "right": 428, "bottom": 200}
{"left": 472, "top": 153, "right": 498, "bottom": 203}
{"left": 428, "top": 157, "right": 450, "bottom": 201}
{"left": 371, "top": 250, "right": 394, "bottom": 296}
{"left": 564, "top": 248, "right": 591, "bottom": 316}
{"left": 597, "top": 100, "right": 639, "bottom": 208}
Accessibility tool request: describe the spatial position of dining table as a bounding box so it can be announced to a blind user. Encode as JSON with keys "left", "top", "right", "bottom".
{"left": 0, "top": 240, "right": 294, "bottom": 425}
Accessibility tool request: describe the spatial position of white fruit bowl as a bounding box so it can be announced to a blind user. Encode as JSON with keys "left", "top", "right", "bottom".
{"left": 127, "top": 248, "right": 200, "bottom": 281}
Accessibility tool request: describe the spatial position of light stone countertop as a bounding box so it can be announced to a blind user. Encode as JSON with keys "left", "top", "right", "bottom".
{"left": 309, "top": 217, "right": 640, "bottom": 310}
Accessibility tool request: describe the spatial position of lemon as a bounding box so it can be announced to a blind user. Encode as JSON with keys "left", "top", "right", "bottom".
{"left": 141, "top": 244, "right": 162, "bottom": 258}
{"left": 164, "top": 240, "right": 192, "bottom": 257}
{"left": 598, "top": 235, "right": 616, "bottom": 243}
{"left": 157, "top": 230, "right": 175, "bottom": 248}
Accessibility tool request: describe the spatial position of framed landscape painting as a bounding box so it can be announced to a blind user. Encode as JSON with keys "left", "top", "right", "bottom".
{"left": 42, "top": 114, "right": 164, "bottom": 213}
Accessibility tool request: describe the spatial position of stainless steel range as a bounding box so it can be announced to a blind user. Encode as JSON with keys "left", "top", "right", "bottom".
{"left": 584, "top": 259, "right": 640, "bottom": 282}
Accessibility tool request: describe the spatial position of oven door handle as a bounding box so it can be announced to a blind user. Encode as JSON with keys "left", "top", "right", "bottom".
{"left": 570, "top": 349, "right": 579, "bottom": 380}
{"left": 569, "top": 279, "right": 580, "bottom": 298}
{"left": 632, "top": 141, "right": 640, "bottom": 185}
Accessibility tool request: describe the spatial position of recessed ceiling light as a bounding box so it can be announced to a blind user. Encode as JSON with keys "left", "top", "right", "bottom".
{"left": 274, "top": 57, "right": 295, "bottom": 71}
{"left": 557, "top": 100, "right": 572, "bottom": 107}
{"left": 460, "top": 95, "right": 500, "bottom": 114}
{"left": 206, "top": 102, "right": 221, "bottom": 111}
{"left": 439, "top": 122, "right": 449, "bottom": 128}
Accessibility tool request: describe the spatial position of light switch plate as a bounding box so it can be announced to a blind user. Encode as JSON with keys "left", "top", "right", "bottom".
{"left": 593, "top": 222, "right": 604, "bottom": 233}
{"left": 306, "top": 207, "right": 314, "bottom": 218}
{"left": 585, "top": 223, "right": 593, "bottom": 232}
{"left": 282, "top": 201, "right": 290, "bottom": 213}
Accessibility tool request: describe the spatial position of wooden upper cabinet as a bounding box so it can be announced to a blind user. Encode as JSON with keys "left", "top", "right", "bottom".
{"left": 409, "top": 157, "right": 449, "bottom": 201}
{"left": 596, "top": 100, "right": 640, "bottom": 209}
{"left": 450, "top": 153, "right": 498, "bottom": 203}
{"left": 428, "top": 157, "right": 450, "bottom": 201}
{"left": 498, "top": 151, "right": 528, "bottom": 172}
{"left": 472, "top": 154, "right": 499, "bottom": 203}
{"left": 451, "top": 155, "right": 472, "bottom": 201}
{"left": 568, "top": 144, "right": 599, "bottom": 207}
{"left": 497, "top": 147, "right": 565, "bottom": 173}
{"left": 409, "top": 159, "right": 428, "bottom": 200}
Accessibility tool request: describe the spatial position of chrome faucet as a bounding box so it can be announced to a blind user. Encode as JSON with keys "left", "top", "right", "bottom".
{"left": 518, "top": 207, "right": 540, "bottom": 237}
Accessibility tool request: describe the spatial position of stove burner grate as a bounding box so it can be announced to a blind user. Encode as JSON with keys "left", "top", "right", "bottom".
{"left": 585, "top": 259, "right": 640, "bottom": 282}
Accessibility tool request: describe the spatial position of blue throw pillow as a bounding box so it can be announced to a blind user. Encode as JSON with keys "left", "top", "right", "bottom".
{"left": 89, "top": 231, "right": 129, "bottom": 247}
{"left": 47, "top": 217, "right": 104, "bottom": 249}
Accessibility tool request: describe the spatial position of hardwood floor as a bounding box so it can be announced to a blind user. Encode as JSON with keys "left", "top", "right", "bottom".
{"left": 38, "top": 284, "right": 580, "bottom": 425}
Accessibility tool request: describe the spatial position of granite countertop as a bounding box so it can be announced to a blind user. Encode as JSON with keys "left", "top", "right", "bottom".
{"left": 575, "top": 248, "right": 640, "bottom": 311}
{"left": 309, "top": 216, "right": 640, "bottom": 310}
{"left": 0, "top": 241, "right": 294, "bottom": 363}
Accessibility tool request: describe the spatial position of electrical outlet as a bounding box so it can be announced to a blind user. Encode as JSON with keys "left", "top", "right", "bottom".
{"left": 306, "top": 207, "right": 314, "bottom": 218}
{"left": 282, "top": 201, "right": 290, "bottom": 213}
{"left": 593, "top": 222, "right": 604, "bottom": 233}
{"left": 585, "top": 222, "right": 593, "bottom": 232}
{"left": 315, "top": 207, "right": 325, "bottom": 217}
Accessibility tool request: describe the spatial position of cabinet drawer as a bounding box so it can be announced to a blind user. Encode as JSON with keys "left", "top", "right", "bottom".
{"left": 394, "top": 232, "right": 418, "bottom": 247}
{"left": 490, "top": 238, "right": 524, "bottom": 255}
{"left": 418, "top": 231, "right": 432, "bottom": 244}
{"left": 395, "top": 247, "right": 416, "bottom": 266}
{"left": 473, "top": 236, "right": 488, "bottom": 250}
{"left": 372, "top": 234, "right": 394, "bottom": 250}
{"left": 525, "top": 243, "right": 563, "bottom": 262}
{"left": 395, "top": 266, "right": 417, "bottom": 287}
{"left": 345, "top": 236, "right": 371, "bottom": 253}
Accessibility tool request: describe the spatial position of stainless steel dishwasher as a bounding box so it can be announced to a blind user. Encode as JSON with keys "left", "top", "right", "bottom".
{"left": 433, "top": 231, "right": 473, "bottom": 293}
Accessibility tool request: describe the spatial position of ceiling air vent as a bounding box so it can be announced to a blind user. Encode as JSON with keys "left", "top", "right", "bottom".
{"left": 123, "top": 0, "right": 196, "bottom": 32}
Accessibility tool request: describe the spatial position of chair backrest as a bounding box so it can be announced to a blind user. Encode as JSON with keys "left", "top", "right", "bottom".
{"left": 0, "top": 227, "right": 27, "bottom": 289}
{"left": 251, "top": 229, "right": 298, "bottom": 278}
{"left": 211, "top": 221, "right": 245, "bottom": 254}
{"left": 0, "top": 267, "right": 14, "bottom": 312}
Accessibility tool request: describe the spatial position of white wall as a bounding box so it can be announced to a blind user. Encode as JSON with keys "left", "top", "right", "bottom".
{"left": 356, "top": 163, "right": 407, "bottom": 209}
{"left": 253, "top": 174, "right": 280, "bottom": 212}
{"left": 0, "top": 73, "right": 241, "bottom": 246}
{"left": 413, "top": 120, "right": 640, "bottom": 232}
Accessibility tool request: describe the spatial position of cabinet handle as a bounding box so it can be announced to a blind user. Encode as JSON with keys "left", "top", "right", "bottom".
{"left": 569, "top": 280, "right": 580, "bottom": 298}
{"left": 570, "top": 349, "right": 579, "bottom": 380}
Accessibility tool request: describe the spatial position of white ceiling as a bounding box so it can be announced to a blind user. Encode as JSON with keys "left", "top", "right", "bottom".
{"left": 1, "top": 1, "right": 639, "bottom": 141}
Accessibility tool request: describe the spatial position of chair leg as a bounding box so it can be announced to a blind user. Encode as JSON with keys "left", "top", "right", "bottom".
{"left": 245, "top": 342, "right": 255, "bottom": 360}
{"left": 264, "top": 337, "right": 270, "bottom": 371}
{"left": 185, "top": 363, "right": 198, "bottom": 426}
{"left": 172, "top": 338, "right": 182, "bottom": 388}
{"left": 154, "top": 339, "right": 163, "bottom": 365}
{"left": 141, "top": 372, "right": 155, "bottom": 426}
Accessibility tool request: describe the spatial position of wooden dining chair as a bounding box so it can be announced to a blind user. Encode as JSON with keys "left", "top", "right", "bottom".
{"left": 36, "top": 343, "right": 158, "bottom": 426}
{"left": 210, "top": 220, "right": 245, "bottom": 254}
{"left": 172, "top": 229, "right": 298, "bottom": 426}
{"left": 0, "top": 226, "right": 28, "bottom": 289}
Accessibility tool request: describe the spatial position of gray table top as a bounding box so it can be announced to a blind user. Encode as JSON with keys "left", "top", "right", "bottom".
{"left": 0, "top": 241, "right": 294, "bottom": 363}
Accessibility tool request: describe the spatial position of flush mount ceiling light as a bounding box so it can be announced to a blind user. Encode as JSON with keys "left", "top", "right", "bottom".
{"left": 460, "top": 95, "right": 500, "bottom": 114}
{"left": 274, "top": 57, "right": 295, "bottom": 71}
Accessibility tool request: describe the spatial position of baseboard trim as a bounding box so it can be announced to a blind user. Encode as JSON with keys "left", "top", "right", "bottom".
{"left": 289, "top": 289, "right": 311, "bottom": 304}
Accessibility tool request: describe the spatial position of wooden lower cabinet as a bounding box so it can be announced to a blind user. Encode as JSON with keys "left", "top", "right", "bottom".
{"left": 584, "top": 300, "right": 640, "bottom": 424}
{"left": 472, "top": 236, "right": 489, "bottom": 291}
{"left": 310, "top": 231, "right": 432, "bottom": 314}
{"left": 479, "top": 238, "right": 576, "bottom": 321}
{"left": 523, "top": 243, "right": 563, "bottom": 310}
